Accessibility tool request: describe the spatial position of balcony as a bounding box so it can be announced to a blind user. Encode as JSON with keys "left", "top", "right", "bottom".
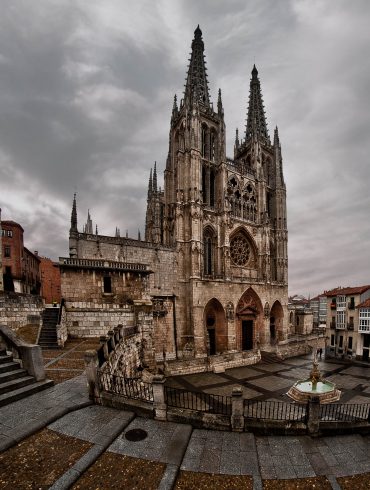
{"left": 330, "top": 322, "right": 336, "bottom": 329}
{"left": 348, "top": 303, "right": 355, "bottom": 310}
{"left": 335, "top": 323, "right": 346, "bottom": 330}
{"left": 330, "top": 303, "right": 336, "bottom": 310}
{"left": 347, "top": 323, "right": 354, "bottom": 331}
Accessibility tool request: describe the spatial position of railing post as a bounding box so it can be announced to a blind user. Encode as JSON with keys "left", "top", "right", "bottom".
{"left": 108, "top": 330, "right": 115, "bottom": 350}
{"left": 307, "top": 397, "right": 320, "bottom": 436}
{"left": 84, "top": 350, "right": 101, "bottom": 402}
{"left": 100, "top": 335, "right": 109, "bottom": 360}
{"left": 152, "top": 374, "right": 167, "bottom": 421}
{"left": 19, "top": 345, "right": 46, "bottom": 381}
{"left": 231, "top": 387, "right": 244, "bottom": 432}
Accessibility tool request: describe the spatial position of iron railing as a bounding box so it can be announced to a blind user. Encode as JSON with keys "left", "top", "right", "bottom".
{"left": 320, "top": 403, "right": 370, "bottom": 422}
{"left": 164, "top": 386, "right": 232, "bottom": 415}
{"left": 98, "top": 370, "right": 153, "bottom": 402}
{"left": 244, "top": 400, "right": 307, "bottom": 421}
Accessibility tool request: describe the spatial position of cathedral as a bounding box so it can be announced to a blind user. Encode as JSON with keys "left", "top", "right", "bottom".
{"left": 60, "top": 26, "right": 288, "bottom": 372}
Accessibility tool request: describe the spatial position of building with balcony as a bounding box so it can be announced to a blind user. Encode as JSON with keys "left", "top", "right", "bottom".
{"left": 357, "top": 298, "right": 370, "bottom": 362}
{"left": 326, "top": 285, "right": 370, "bottom": 360}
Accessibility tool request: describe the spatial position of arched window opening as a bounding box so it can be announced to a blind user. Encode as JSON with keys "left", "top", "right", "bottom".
{"left": 210, "top": 169, "right": 215, "bottom": 207}
{"left": 201, "top": 124, "right": 208, "bottom": 158}
{"left": 202, "top": 165, "right": 207, "bottom": 204}
{"left": 210, "top": 130, "right": 217, "bottom": 161}
{"left": 203, "top": 228, "right": 216, "bottom": 276}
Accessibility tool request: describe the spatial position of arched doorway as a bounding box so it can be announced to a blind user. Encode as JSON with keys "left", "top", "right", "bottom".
{"left": 236, "top": 288, "right": 263, "bottom": 351}
{"left": 204, "top": 299, "right": 227, "bottom": 355}
{"left": 270, "top": 300, "right": 284, "bottom": 343}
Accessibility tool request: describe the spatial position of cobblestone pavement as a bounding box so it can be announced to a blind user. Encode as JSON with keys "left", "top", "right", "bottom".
{"left": 1, "top": 354, "right": 370, "bottom": 489}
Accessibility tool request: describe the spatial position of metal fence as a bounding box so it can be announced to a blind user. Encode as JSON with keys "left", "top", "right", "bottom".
{"left": 244, "top": 400, "right": 307, "bottom": 421}
{"left": 98, "top": 370, "right": 153, "bottom": 402}
{"left": 165, "top": 386, "right": 232, "bottom": 415}
{"left": 320, "top": 403, "right": 370, "bottom": 422}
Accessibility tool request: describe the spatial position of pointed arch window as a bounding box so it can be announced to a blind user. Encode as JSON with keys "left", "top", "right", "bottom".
{"left": 203, "top": 227, "right": 216, "bottom": 276}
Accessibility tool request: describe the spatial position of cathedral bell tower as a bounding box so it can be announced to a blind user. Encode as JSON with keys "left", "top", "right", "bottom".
{"left": 161, "top": 25, "right": 226, "bottom": 281}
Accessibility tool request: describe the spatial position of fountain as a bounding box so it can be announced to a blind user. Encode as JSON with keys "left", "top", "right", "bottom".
{"left": 287, "top": 353, "right": 341, "bottom": 404}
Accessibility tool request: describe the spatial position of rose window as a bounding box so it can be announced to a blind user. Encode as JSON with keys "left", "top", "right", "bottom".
{"left": 230, "top": 234, "right": 251, "bottom": 267}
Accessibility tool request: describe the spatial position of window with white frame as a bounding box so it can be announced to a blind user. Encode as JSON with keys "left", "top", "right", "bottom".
{"left": 336, "top": 309, "right": 346, "bottom": 329}
{"left": 359, "top": 308, "right": 370, "bottom": 332}
{"left": 336, "top": 295, "right": 346, "bottom": 309}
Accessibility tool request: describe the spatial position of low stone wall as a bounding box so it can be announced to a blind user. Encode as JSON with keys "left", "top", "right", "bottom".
{"left": 164, "top": 350, "right": 261, "bottom": 376}
{"left": 0, "top": 292, "right": 44, "bottom": 330}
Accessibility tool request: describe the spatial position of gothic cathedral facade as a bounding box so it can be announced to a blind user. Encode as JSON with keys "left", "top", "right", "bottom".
{"left": 62, "top": 27, "right": 288, "bottom": 372}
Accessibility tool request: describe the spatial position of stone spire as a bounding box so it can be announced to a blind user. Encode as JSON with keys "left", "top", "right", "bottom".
{"left": 70, "top": 193, "right": 78, "bottom": 232}
{"left": 171, "top": 94, "right": 178, "bottom": 121}
{"left": 217, "top": 88, "right": 223, "bottom": 116}
{"left": 153, "top": 162, "right": 157, "bottom": 192}
{"left": 235, "top": 128, "right": 239, "bottom": 149}
{"left": 115, "top": 227, "right": 120, "bottom": 237}
{"left": 84, "top": 210, "right": 93, "bottom": 234}
{"left": 274, "top": 126, "right": 285, "bottom": 188}
{"left": 245, "top": 65, "right": 269, "bottom": 143}
{"left": 184, "top": 25, "right": 210, "bottom": 107}
{"left": 148, "top": 168, "right": 153, "bottom": 197}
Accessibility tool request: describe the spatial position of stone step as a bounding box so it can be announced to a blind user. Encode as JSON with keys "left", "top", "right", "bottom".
{"left": 0, "top": 375, "right": 35, "bottom": 395}
{"left": 0, "top": 354, "right": 13, "bottom": 365}
{"left": 0, "top": 368, "right": 28, "bottom": 384}
{"left": 39, "top": 343, "right": 59, "bottom": 349}
{"left": 0, "top": 362, "right": 20, "bottom": 374}
{"left": 0, "top": 379, "right": 54, "bottom": 407}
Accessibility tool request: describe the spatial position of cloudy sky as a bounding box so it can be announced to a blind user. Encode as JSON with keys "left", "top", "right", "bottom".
{"left": 0, "top": 0, "right": 369, "bottom": 296}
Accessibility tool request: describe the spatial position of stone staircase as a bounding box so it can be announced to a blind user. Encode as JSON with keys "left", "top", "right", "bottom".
{"left": 38, "top": 307, "right": 60, "bottom": 349}
{"left": 260, "top": 350, "right": 283, "bottom": 364}
{"left": 0, "top": 350, "right": 54, "bottom": 407}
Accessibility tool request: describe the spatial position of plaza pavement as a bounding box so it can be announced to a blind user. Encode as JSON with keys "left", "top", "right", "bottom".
{"left": 1, "top": 354, "right": 370, "bottom": 489}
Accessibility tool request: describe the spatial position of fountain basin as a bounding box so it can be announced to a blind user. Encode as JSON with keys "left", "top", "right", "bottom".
{"left": 287, "top": 379, "right": 341, "bottom": 404}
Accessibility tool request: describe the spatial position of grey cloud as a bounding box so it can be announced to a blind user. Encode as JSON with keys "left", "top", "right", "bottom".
{"left": 1, "top": 0, "right": 370, "bottom": 296}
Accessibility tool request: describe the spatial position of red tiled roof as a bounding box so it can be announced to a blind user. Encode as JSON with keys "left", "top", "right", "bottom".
{"left": 357, "top": 298, "right": 370, "bottom": 309}
{"left": 326, "top": 285, "right": 370, "bottom": 297}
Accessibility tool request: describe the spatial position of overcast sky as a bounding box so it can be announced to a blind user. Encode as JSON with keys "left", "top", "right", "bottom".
{"left": 0, "top": 0, "right": 369, "bottom": 297}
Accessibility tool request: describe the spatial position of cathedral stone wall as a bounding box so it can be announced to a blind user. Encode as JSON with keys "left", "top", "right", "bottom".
{"left": 61, "top": 27, "right": 290, "bottom": 373}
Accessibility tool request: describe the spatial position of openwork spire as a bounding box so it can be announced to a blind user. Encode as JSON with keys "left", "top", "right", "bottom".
{"left": 148, "top": 168, "right": 153, "bottom": 197}
{"left": 245, "top": 65, "right": 269, "bottom": 142}
{"left": 70, "top": 193, "right": 77, "bottom": 232}
{"left": 184, "top": 25, "right": 210, "bottom": 107}
{"left": 153, "top": 162, "right": 157, "bottom": 192}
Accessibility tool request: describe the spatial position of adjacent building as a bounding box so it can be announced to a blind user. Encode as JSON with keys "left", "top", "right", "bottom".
{"left": 39, "top": 256, "right": 61, "bottom": 304}
{"left": 60, "top": 26, "right": 289, "bottom": 370}
{"left": 310, "top": 294, "right": 327, "bottom": 327}
{"left": 1, "top": 219, "right": 41, "bottom": 294}
{"left": 326, "top": 285, "right": 370, "bottom": 360}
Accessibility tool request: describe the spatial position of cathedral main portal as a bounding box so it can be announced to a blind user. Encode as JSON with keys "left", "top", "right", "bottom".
{"left": 236, "top": 288, "right": 263, "bottom": 351}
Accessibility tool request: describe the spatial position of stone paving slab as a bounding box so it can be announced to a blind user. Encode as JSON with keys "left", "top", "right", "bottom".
{"left": 326, "top": 374, "right": 365, "bottom": 390}
{"left": 340, "top": 366, "right": 370, "bottom": 377}
{"left": 247, "top": 375, "right": 293, "bottom": 391}
{"left": 49, "top": 405, "right": 135, "bottom": 446}
{"left": 108, "top": 417, "right": 192, "bottom": 465}
{"left": 0, "top": 375, "right": 91, "bottom": 452}
{"left": 226, "top": 366, "right": 264, "bottom": 379}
